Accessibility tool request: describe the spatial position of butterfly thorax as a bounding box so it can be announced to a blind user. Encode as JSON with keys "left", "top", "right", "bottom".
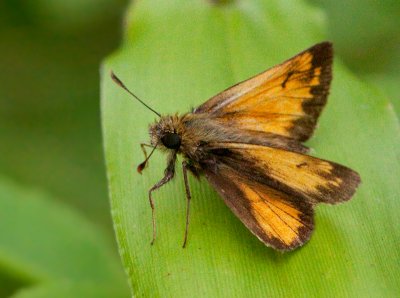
{"left": 150, "top": 113, "right": 224, "bottom": 166}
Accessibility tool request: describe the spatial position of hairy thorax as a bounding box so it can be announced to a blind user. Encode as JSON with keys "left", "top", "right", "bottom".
{"left": 149, "top": 113, "right": 209, "bottom": 163}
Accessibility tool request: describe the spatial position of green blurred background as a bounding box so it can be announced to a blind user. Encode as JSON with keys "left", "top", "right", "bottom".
{"left": 0, "top": 0, "right": 128, "bottom": 232}
{"left": 0, "top": 0, "right": 398, "bottom": 297}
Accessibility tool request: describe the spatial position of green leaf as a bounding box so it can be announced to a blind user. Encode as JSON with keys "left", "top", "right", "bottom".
{"left": 310, "top": 0, "right": 400, "bottom": 73}
{"left": 365, "top": 73, "right": 400, "bottom": 117}
{"left": 309, "top": 0, "right": 400, "bottom": 117}
{"left": 101, "top": 0, "right": 400, "bottom": 296}
{"left": 0, "top": 176, "right": 129, "bottom": 296}
{"left": 12, "top": 281, "right": 128, "bottom": 298}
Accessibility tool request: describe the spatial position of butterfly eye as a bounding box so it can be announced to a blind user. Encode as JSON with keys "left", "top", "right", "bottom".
{"left": 161, "top": 132, "right": 181, "bottom": 149}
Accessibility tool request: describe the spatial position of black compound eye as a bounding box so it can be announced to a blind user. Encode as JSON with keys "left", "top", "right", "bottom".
{"left": 161, "top": 132, "right": 181, "bottom": 149}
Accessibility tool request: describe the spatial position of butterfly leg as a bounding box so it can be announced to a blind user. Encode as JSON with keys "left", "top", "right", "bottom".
{"left": 182, "top": 161, "right": 192, "bottom": 248}
{"left": 137, "top": 143, "right": 157, "bottom": 173}
{"left": 140, "top": 143, "right": 154, "bottom": 159}
{"left": 148, "top": 153, "right": 176, "bottom": 245}
{"left": 138, "top": 143, "right": 154, "bottom": 171}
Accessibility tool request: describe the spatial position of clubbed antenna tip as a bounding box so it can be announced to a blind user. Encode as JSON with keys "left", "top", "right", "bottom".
{"left": 110, "top": 70, "right": 161, "bottom": 117}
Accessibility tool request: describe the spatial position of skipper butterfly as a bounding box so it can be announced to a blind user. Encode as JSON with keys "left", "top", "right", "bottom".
{"left": 111, "top": 42, "right": 361, "bottom": 251}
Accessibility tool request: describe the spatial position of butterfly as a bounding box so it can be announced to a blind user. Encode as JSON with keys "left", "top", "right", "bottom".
{"left": 111, "top": 42, "right": 361, "bottom": 251}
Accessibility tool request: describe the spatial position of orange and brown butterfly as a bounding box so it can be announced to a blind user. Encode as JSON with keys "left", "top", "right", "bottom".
{"left": 111, "top": 42, "right": 361, "bottom": 251}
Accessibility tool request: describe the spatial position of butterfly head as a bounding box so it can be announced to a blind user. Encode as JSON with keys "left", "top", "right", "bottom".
{"left": 150, "top": 115, "right": 184, "bottom": 151}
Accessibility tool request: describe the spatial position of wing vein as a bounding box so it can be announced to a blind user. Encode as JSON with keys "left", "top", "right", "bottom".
{"left": 253, "top": 189, "right": 300, "bottom": 238}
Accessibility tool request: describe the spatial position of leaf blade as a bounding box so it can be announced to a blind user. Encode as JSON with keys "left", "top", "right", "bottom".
{"left": 102, "top": 0, "right": 400, "bottom": 296}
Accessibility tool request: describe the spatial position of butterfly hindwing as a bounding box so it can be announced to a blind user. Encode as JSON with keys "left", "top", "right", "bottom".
{"left": 194, "top": 42, "right": 333, "bottom": 142}
{"left": 205, "top": 166, "right": 314, "bottom": 251}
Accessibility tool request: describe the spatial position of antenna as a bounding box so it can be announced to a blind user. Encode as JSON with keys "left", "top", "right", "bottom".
{"left": 110, "top": 71, "right": 161, "bottom": 117}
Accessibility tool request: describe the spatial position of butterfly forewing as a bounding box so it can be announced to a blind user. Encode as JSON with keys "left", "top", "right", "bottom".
{"left": 194, "top": 42, "right": 333, "bottom": 142}
{"left": 207, "top": 143, "right": 361, "bottom": 204}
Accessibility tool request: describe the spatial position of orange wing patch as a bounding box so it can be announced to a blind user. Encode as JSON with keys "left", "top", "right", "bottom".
{"left": 205, "top": 167, "right": 314, "bottom": 251}
{"left": 238, "top": 182, "right": 313, "bottom": 248}
{"left": 195, "top": 42, "right": 332, "bottom": 141}
{"left": 221, "top": 53, "right": 321, "bottom": 113}
{"left": 208, "top": 143, "right": 360, "bottom": 204}
{"left": 246, "top": 144, "right": 342, "bottom": 196}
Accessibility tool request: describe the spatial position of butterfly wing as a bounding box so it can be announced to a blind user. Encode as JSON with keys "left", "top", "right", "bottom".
{"left": 204, "top": 166, "right": 314, "bottom": 251}
{"left": 194, "top": 42, "right": 358, "bottom": 250}
{"left": 194, "top": 42, "right": 332, "bottom": 142}
{"left": 206, "top": 142, "right": 360, "bottom": 205}
{"left": 203, "top": 142, "right": 360, "bottom": 250}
